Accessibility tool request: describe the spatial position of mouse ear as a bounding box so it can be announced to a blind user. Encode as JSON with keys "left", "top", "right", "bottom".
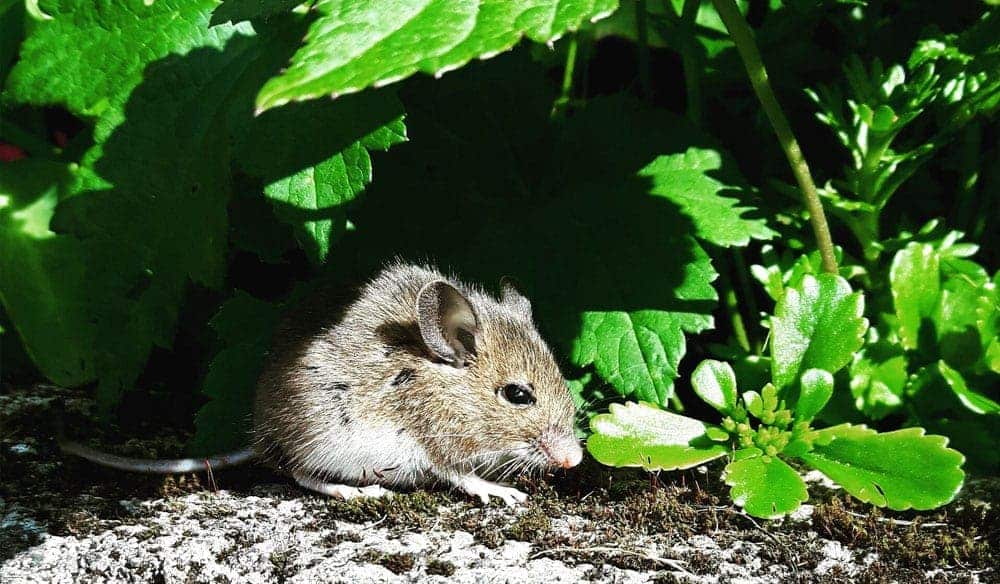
{"left": 500, "top": 276, "right": 533, "bottom": 319}
{"left": 416, "top": 280, "right": 480, "bottom": 366}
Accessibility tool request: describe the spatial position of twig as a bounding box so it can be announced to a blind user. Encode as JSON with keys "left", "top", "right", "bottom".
{"left": 711, "top": 0, "right": 838, "bottom": 275}
{"left": 529, "top": 546, "right": 691, "bottom": 574}
{"left": 844, "top": 511, "right": 949, "bottom": 529}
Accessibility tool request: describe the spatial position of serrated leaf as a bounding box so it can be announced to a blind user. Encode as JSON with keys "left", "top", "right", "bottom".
{"left": 796, "top": 369, "right": 833, "bottom": 421}
{"left": 771, "top": 274, "right": 868, "bottom": 390}
{"left": 890, "top": 242, "right": 940, "bottom": 350}
{"left": 0, "top": 160, "right": 97, "bottom": 386}
{"left": 5, "top": 0, "right": 243, "bottom": 118}
{"left": 256, "top": 0, "right": 619, "bottom": 110}
{"left": 724, "top": 450, "right": 809, "bottom": 519}
{"left": 260, "top": 122, "right": 406, "bottom": 265}
{"left": 800, "top": 425, "right": 965, "bottom": 511}
{"left": 641, "top": 148, "right": 775, "bottom": 247}
{"left": 587, "top": 401, "right": 727, "bottom": 470}
{"left": 691, "top": 359, "right": 738, "bottom": 414}
{"left": 937, "top": 361, "right": 1000, "bottom": 415}
{"left": 191, "top": 292, "right": 282, "bottom": 454}
{"left": 210, "top": 0, "right": 302, "bottom": 25}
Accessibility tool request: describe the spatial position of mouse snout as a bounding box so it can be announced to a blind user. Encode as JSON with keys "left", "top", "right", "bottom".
{"left": 539, "top": 428, "right": 584, "bottom": 469}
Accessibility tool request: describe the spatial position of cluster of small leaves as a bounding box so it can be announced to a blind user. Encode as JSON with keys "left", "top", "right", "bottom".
{"left": 590, "top": 274, "right": 966, "bottom": 519}
{"left": 804, "top": 10, "right": 999, "bottom": 259}
{"left": 752, "top": 222, "right": 999, "bottom": 472}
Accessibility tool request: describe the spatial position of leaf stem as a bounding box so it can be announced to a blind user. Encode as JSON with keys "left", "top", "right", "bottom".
{"left": 679, "top": 0, "right": 702, "bottom": 123}
{"left": 711, "top": 0, "right": 838, "bottom": 274}
{"left": 552, "top": 35, "right": 579, "bottom": 118}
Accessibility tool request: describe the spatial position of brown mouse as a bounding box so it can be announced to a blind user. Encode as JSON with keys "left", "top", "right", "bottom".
{"left": 61, "top": 262, "right": 583, "bottom": 505}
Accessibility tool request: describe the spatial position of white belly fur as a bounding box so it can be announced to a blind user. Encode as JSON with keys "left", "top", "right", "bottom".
{"left": 293, "top": 421, "right": 433, "bottom": 488}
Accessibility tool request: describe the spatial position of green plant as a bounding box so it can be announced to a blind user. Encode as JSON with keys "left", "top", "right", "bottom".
{"left": 589, "top": 274, "right": 966, "bottom": 518}
{"left": 0, "top": 0, "right": 994, "bottom": 520}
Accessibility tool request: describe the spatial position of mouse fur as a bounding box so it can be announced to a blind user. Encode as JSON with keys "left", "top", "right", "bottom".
{"left": 252, "top": 261, "right": 582, "bottom": 504}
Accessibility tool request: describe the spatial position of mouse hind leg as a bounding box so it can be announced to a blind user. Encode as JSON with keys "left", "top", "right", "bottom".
{"left": 292, "top": 471, "right": 394, "bottom": 499}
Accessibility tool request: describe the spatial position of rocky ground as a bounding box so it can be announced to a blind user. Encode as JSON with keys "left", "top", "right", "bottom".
{"left": 1, "top": 384, "right": 996, "bottom": 583}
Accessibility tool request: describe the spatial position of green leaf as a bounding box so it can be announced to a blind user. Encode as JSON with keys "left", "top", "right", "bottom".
{"left": 848, "top": 341, "right": 908, "bottom": 420}
{"left": 724, "top": 450, "right": 809, "bottom": 519}
{"left": 210, "top": 0, "right": 302, "bottom": 25}
{"left": 691, "top": 359, "right": 738, "bottom": 414}
{"left": 641, "top": 148, "right": 775, "bottom": 247}
{"left": 743, "top": 390, "right": 763, "bottom": 418}
{"left": 587, "top": 401, "right": 728, "bottom": 470}
{"left": 5, "top": 0, "right": 244, "bottom": 118}
{"left": 255, "top": 0, "right": 619, "bottom": 111}
{"left": 800, "top": 424, "right": 965, "bottom": 511}
{"left": 796, "top": 368, "right": 833, "bottom": 421}
{"left": 191, "top": 292, "right": 282, "bottom": 454}
{"left": 890, "top": 242, "right": 940, "bottom": 350}
{"left": 937, "top": 361, "right": 1000, "bottom": 415}
{"left": 770, "top": 274, "right": 868, "bottom": 390}
{"left": 233, "top": 87, "right": 407, "bottom": 265}
{"left": 0, "top": 160, "right": 97, "bottom": 386}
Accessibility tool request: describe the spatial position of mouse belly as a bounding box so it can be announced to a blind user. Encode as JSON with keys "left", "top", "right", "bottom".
{"left": 290, "top": 422, "right": 434, "bottom": 488}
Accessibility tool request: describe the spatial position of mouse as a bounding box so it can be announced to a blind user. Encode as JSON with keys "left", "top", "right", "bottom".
{"left": 60, "top": 262, "right": 583, "bottom": 506}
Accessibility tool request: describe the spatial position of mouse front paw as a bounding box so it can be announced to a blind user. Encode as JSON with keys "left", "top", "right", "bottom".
{"left": 454, "top": 474, "right": 528, "bottom": 507}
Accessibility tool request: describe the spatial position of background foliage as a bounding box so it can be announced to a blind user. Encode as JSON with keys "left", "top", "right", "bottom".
{"left": 0, "top": 0, "right": 996, "bottom": 480}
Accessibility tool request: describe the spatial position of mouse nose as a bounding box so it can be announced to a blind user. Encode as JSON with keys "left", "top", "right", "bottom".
{"left": 560, "top": 445, "right": 584, "bottom": 469}
{"left": 547, "top": 435, "right": 583, "bottom": 469}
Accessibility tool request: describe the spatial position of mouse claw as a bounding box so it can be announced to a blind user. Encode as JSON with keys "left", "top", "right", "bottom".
{"left": 454, "top": 474, "right": 528, "bottom": 507}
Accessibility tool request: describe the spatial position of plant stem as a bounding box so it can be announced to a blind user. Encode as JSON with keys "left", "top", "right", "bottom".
{"left": 552, "top": 35, "right": 579, "bottom": 118}
{"left": 636, "top": 0, "right": 652, "bottom": 100}
{"left": 731, "top": 249, "right": 761, "bottom": 353}
{"left": 712, "top": 0, "right": 838, "bottom": 275}
{"left": 679, "top": 0, "right": 702, "bottom": 124}
{"left": 719, "top": 260, "right": 751, "bottom": 352}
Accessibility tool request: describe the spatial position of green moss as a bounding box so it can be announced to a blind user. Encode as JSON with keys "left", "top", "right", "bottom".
{"left": 425, "top": 558, "right": 456, "bottom": 576}
{"left": 355, "top": 551, "right": 416, "bottom": 574}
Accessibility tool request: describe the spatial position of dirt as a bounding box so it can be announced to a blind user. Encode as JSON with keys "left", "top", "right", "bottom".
{"left": 1, "top": 383, "right": 996, "bottom": 583}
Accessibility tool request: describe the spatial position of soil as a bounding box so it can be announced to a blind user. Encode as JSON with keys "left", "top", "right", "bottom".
{"left": 1, "top": 383, "right": 996, "bottom": 583}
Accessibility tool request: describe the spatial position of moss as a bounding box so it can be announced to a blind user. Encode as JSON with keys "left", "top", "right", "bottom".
{"left": 355, "top": 550, "right": 416, "bottom": 574}
{"left": 425, "top": 558, "right": 456, "bottom": 576}
{"left": 322, "top": 490, "right": 443, "bottom": 528}
{"left": 504, "top": 505, "right": 551, "bottom": 541}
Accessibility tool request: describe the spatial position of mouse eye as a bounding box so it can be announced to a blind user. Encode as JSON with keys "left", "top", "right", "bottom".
{"left": 499, "top": 383, "right": 536, "bottom": 406}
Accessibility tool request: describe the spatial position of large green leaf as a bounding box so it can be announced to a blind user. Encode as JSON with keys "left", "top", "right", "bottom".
{"left": 800, "top": 425, "right": 965, "bottom": 511}
{"left": 587, "top": 401, "right": 727, "bottom": 470}
{"left": 255, "top": 0, "right": 619, "bottom": 110}
{"left": 4, "top": 0, "right": 240, "bottom": 118}
{"left": 641, "top": 148, "right": 775, "bottom": 247}
{"left": 724, "top": 449, "right": 809, "bottom": 519}
{"left": 770, "top": 274, "right": 868, "bottom": 390}
{"left": 240, "top": 93, "right": 407, "bottom": 266}
{"left": 890, "top": 243, "right": 940, "bottom": 350}
{"left": 191, "top": 292, "right": 282, "bottom": 454}
{"left": 0, "top": 160, "right": 97, "bottom": 386}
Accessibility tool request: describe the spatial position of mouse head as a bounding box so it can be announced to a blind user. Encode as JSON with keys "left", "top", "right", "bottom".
{"left": 415, "top": 278, "right": 583, "bottom": 475}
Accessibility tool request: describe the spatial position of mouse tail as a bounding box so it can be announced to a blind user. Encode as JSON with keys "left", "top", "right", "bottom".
{"left": 59, "top": 440, "right": 256, "bottom": 474}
